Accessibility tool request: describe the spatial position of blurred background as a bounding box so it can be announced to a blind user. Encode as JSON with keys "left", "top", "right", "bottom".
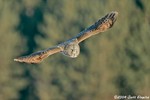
{"left": 0, "top": 0, "right": 150, "bottom": 100}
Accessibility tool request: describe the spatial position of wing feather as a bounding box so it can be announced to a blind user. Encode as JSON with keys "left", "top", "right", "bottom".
{"left": 14, "top": 46, "right": 63, "bottom": 63}
{"left": 75, "top": 11, "right": 118, "bottom": 43}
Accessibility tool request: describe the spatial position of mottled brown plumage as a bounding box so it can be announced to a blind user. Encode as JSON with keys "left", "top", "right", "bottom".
{"left": 14, "top": 11, "right": 118, "bottom": 64}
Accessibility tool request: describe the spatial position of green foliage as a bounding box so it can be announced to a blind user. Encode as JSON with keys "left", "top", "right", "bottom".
{"left": 0, "top": 0, "right": 149, "bottom": 100}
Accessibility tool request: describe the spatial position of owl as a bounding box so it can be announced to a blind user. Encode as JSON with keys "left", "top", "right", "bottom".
{"left": 14, "top": 11, "right": 118, "bottom": 64}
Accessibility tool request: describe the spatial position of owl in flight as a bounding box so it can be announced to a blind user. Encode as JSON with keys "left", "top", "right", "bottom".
{"left": 14, "top": 11, "right": 118, "bottom": 64}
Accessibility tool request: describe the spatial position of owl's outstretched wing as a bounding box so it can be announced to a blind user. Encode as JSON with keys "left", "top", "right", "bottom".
{"left": 14, "top": 46, "right": 63, "bottom": 64}
{"left": 75, "top": 11, "right": 118, "bottom": 43}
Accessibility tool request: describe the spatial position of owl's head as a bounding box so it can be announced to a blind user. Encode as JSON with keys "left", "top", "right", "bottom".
{"left": 61, "top": 39, "right": 80, "bottom": 58}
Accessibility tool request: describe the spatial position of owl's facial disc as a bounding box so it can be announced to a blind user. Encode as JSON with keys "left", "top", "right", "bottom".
{"left": 62, "top": 43, "right": 80, "bottom": 58}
